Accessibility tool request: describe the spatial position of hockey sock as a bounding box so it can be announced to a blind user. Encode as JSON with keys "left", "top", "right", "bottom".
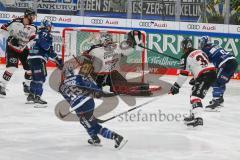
{"left": 190, "top": 96, "right": 203, "bottom": 118}
{"left": 99, "top": 128, "right": 114, "bottom": 139}
{"left": 0, "top": 67, "right": 17, "bottom": 87}
{"left": 30, "top": 81, "right": 43, "bottom": 96}
{"left": 24, "top": 71, "right": 32, "bottom": 87}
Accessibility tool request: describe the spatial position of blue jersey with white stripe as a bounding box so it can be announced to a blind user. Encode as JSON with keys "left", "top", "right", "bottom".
{"left": 59, "top": 75, "right": 100, "bottom": 111}
{"left": 201, "top": 44, "right": 235, "bottom": 68}
{"left": 28, "top": 28, "right": 57, "bottom": 62}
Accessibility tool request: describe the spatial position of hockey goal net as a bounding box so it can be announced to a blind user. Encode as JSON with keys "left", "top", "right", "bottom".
{"left": 62, "top": 28, "right": 146, "bottom": 82}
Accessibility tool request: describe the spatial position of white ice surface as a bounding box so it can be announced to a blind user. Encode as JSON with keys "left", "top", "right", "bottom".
{"left": 0, "top": 66, "right": 240, "bottom": 160}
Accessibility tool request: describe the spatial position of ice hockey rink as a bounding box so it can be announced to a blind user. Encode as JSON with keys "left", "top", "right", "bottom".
{"left": 0, "top": 66, "right": 240, "bottom": 160}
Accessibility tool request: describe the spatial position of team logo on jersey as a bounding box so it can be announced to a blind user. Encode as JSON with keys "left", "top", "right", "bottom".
{"left": 9, "top": 58, "right": 18, "bottom": 64}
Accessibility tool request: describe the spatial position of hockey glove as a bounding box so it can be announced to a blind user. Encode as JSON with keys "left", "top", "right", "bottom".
{"left": 189, "top": 78, "right": 195, "bottom": 85}
{"left": 127, "top": 30, "right": 142, "bottom": 48}
{"left": 169, "top": 82, "right": 180, "bottom": 95}
{"left": 55, "top": 57, "right": 63, "bottom": 70}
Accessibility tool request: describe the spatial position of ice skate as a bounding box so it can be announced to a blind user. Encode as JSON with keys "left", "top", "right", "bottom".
{"left": 184, "top": 113, "right": 203, "bottom": 127}
{"left": 23, "top": 82, "right": 30, "bottom": 95}
{"left": 113, "top": 133, "right": 128, "bottom": 149}
{"left": 88, "top": 135, "right": 101, "bottom": 146}
{"left": 205, "top": 97, "right": 224, "bottom": 112}
{"left": 26, "top": 93, "right": 35, "bottom": 104}
{"left": 33, "top": 96, "right": 48, "bottom": 108}
{"left": 184, "top": 107, "right": 203, "bottom": 127}
{"left": 0, "top": 83, "right": 6, "bottom": 97}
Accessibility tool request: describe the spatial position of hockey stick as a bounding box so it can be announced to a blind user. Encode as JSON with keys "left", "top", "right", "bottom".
{"left": 96, "top": 98, "right": 158, "bottom": 123}
{"left": 138, "top": 45, "right": 180, "bottom": 61}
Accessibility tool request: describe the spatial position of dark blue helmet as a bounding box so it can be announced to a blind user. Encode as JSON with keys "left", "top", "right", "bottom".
{"left": 199, "top": 36, "right": 210, "bottom": 49}
{"left": 41, "top": 20, "right": 53, "bottom": 29}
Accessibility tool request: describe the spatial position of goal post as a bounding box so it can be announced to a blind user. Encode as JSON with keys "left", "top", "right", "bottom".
{"left": 62, "top": 28, "right": 147, "bottom": 83}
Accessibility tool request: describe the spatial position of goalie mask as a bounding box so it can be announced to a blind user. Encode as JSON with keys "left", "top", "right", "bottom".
{"left": 100, "top": 33, "right": 113, "bottom": 45}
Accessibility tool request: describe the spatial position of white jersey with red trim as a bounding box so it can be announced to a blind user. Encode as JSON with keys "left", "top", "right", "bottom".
{"left": 1, "top": 18, "right": 37, "bottom": 52}
{"left": 176, "top": 49, "right": 215, "bottom": 87}
{"left": 87, "top": 43, "right": 136, "bottom": 74}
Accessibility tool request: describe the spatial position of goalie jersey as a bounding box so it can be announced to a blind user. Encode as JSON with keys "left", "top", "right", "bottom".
{"left": 176, "top": 49, "right": 215, "bottom": 87}
{"left": 59, "top": 74, "right": 101, "bottom": 112}
{"left": 86, "top": 43, "right": 135, "bottom": 74}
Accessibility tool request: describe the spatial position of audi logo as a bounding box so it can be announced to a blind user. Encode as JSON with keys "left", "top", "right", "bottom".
{"left": 0, "top": 13, "right": 10, "bottom": 18}
{"left": 237, "top": 27, "right": 240, "bottom": 32}
{"left": 139, "top": 21, "right": 154, "bottom": 27}
{"left": 187, "top": 24, "right": 200, "bottom": 30}
{"left": 44, "top": 16, "right": 57, "bottom": 21}
{"left": 91, "top": 19, "right": 104, "bottom": 24}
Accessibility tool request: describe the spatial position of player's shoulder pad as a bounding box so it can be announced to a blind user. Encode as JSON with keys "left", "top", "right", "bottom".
{"left": 3, "top": 17, "right": 23, "bottom": 27}
{"left": 11, "top": 17, "right": 23, "bottom": 23}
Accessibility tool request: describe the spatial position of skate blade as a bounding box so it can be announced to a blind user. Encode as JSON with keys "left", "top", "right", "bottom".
{"left": 116, "top": 139, "right": 128, "bottom": 150}
{"left": 90, "top": 143, "right": 102, "bottom": 147}
{"left": 204, "top": 108, "right": 221, "bottom": 112}
{"left": 34, "top": 104, "right": 48, "bottom": 108}
{"left": 185, "top": 123, "right": 203, "bottom": 128}
{"left": 25, "top": 101, "right": 35, "bottom": 104}
{"left": 0, "top": 95, "right": 6, "bottom": 98}
{"left": 184, "top": 121, "right": 203, "bottom": 128}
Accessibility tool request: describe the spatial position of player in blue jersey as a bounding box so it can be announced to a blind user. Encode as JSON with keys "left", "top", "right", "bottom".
{"left": 26, "top": 20, "right": 63, "bottom": 105}
{"left": 199, "top": 36, "right": 238, "bottom": 110}
{"left": 59, "top": 56, "right": 126, "bottom": 148}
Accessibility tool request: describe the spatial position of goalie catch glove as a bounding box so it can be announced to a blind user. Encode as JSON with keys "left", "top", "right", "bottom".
{"left": 169, "top": 82, "right": 180, "bottom": 95}
{"left": 127, "top": 30, "right": 142, "bottom": 48}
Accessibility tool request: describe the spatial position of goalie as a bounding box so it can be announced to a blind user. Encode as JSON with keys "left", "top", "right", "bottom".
{"left": 82, "top": 30, "right": 152, "bottom": 96}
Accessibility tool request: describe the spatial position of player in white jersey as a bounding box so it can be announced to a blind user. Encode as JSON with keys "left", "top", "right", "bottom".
{"left": 83, "top": 31, "right": 151, "bottom": 96}
{"left": 0, "top": 8, "right": 37, "bottom": 96}
{"left": 169, "top": 37, "right": 217, "bottom": 127}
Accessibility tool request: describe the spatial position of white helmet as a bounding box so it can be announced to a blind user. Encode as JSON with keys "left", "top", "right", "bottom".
{"left": 100, "top": 32, "right": 113, "bottom": 44}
